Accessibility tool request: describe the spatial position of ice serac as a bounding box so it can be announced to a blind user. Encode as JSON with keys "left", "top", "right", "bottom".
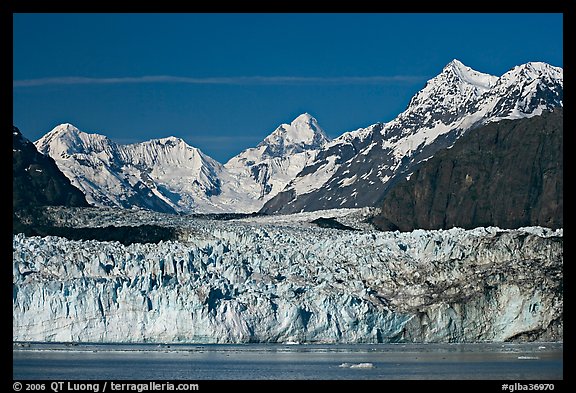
{"left": 35, "top": 125, "right": 225, "bottom": 214}
{"left": 13, "top": 213, "right": 563, "bottom": 344}
{"left": 261, "top": 60, "right": 563, "bottom": 214}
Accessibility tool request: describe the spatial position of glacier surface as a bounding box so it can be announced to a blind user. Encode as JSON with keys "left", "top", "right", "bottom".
{"left": 13, "top": 209, "right": 563, "bottom": 344}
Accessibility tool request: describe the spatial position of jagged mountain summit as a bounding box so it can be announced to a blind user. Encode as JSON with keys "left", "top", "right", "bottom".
{"left": 35, "top": 124, "right": 224, "bottom": 213}
{"left": 32, "top": 60, "right": 563, "bottom": 216}
{"left": 373, "top": 108, "right": 563, "bottom": 231}
{"left": 35, "top": 113, "right": 329, "bottom": 213}
{"left": 219, "top": 113, "right": 329, "bottom": 210}
{"left": 255, "top": 112, "right": 329, "bottom": 157}
{"left": 261, "top": 60, "right": 563, "bottom": 214}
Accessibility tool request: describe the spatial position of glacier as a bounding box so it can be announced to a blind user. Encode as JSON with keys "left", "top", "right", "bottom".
{"left": 13, "top": 208, "right": 562, "bottom": 344}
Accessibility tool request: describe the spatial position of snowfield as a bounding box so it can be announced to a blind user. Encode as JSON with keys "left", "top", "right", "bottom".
{"left": 13, "top": 208, "right": 563, "bottom": 344}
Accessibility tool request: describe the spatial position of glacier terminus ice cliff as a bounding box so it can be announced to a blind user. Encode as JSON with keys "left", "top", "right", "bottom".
{"left": 13, "top": 208, "right": 562, "bottom": 344}
{"left": 13, "top": 60, "right": 563, "bottom": 346}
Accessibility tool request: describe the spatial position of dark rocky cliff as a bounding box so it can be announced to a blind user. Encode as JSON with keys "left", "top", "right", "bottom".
{"left": 13, "top": 126, "right": 89, "bottom": 232}
{"left": 373, "top": 109, "right": 563, "bottom": 231}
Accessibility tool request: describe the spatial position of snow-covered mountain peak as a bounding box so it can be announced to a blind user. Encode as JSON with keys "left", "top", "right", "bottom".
{"left": 124, "top": 135, "right": 216, "bottom": 170}
{"left": 443, "top": 59, "right": 470, "bottom": 77}
{"left": 467, "top": 61, "right": 563, "bottom": 123}
{"left": 134, "top": 136, "right": 200, "bottom": 155}
{"left": 51, "top": 123, "right": 81, "bottom": 135}
{"left": 395, "top": 60, "right": 497, "bottom": 133}
{"left": 291, "top": 112, "right": 320, "bottom": 130}
{"left": 446, "top": 58, "right": 466, "bottom": 68}
{"left": 43, "top": 123, "right": 111, "bottom": 146}
{"left": 257, "top": 113, "right": 330, "bottom": 157}
{"left": 35, "top": 123, "right": 114, "bottom": 157}
{"left": 409, "top": 60, "right": 496, "bottom": 106}
{"left": 156, "top": 135, "right": 187, "bottom": 145}
{"left": 443, "top": 59, "right": 498, "bottom": 90}
{"left": 40, "top": 123, "right": 83, "bottom": 145}
{"left": 216, "top": 113, "right": 331, "bottom": 211}
{"left": 501, "top": 61, "right": 563, "bottom": 84}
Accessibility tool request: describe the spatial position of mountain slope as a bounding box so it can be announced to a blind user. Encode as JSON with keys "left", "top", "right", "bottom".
{"left": 13, "top": 126, "right": 89, "bottom": 211}
{"left": 31, "top": 61, "right": 563, "bottom": 216}
{"left": 216, "top": 113, "right": 329, "bottom": 212}
{"left": 34, "top": 124, "right": 224, "bottom": 214}
{"left": 13, "top": 126, "right": 90, "bottom": 234}
{"left": 261, "top": 60, "right": 563, "bottom": 214}
{"left": 373, "top": 108, "right": 563, "bottom": 231}
{"left": 254, "top": 112, "right": 329, "bottom": 157}
{"left": 34, "top": 114, "right": 329, "bottom": 214}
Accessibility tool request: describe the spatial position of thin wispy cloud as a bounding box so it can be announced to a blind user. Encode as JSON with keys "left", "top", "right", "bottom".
{"left": 13, "top": 75, "right": 425, "bottom": 87}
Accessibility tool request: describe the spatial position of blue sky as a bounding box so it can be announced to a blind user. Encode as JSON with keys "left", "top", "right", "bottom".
{"left": 13, "top": 13, "right": 563, "bottom": 163}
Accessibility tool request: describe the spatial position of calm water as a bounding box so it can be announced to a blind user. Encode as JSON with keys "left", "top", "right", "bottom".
{"left": 13, "top": 342, "right": 563, "bottom": 380}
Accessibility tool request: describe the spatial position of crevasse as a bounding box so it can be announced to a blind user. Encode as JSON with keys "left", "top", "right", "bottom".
{"left": 13, "top": 214, "right": 563, "bottom": 344}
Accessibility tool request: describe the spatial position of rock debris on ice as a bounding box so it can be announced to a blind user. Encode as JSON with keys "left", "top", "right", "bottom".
{"left": 13, "top": 208, "right": 563, "bottom": 344}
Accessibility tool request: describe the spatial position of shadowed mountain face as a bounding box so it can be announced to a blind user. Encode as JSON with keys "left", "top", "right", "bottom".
{"left": 373, "top": 109, "right": 563, "bottom": 231}
{"left": 261, "top": 61, "right": 563, "bottom": 215}
{"left": 13, "top": 126, "right": 89, "bottom": 211}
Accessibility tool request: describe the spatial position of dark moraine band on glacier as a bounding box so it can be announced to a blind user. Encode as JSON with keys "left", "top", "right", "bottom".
{"left": 13, "top": 207, "right": 562, "bottom": 344}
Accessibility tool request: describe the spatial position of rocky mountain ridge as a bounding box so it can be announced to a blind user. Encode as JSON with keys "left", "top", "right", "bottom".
{"left": 373, "top": 108, "right": 563, "bottom": 231}
{"left": 261, "top": 60, "right": 563, "bottom": 214}
{"left": 28, "top": 60, "right": 563, "bottom": 218}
